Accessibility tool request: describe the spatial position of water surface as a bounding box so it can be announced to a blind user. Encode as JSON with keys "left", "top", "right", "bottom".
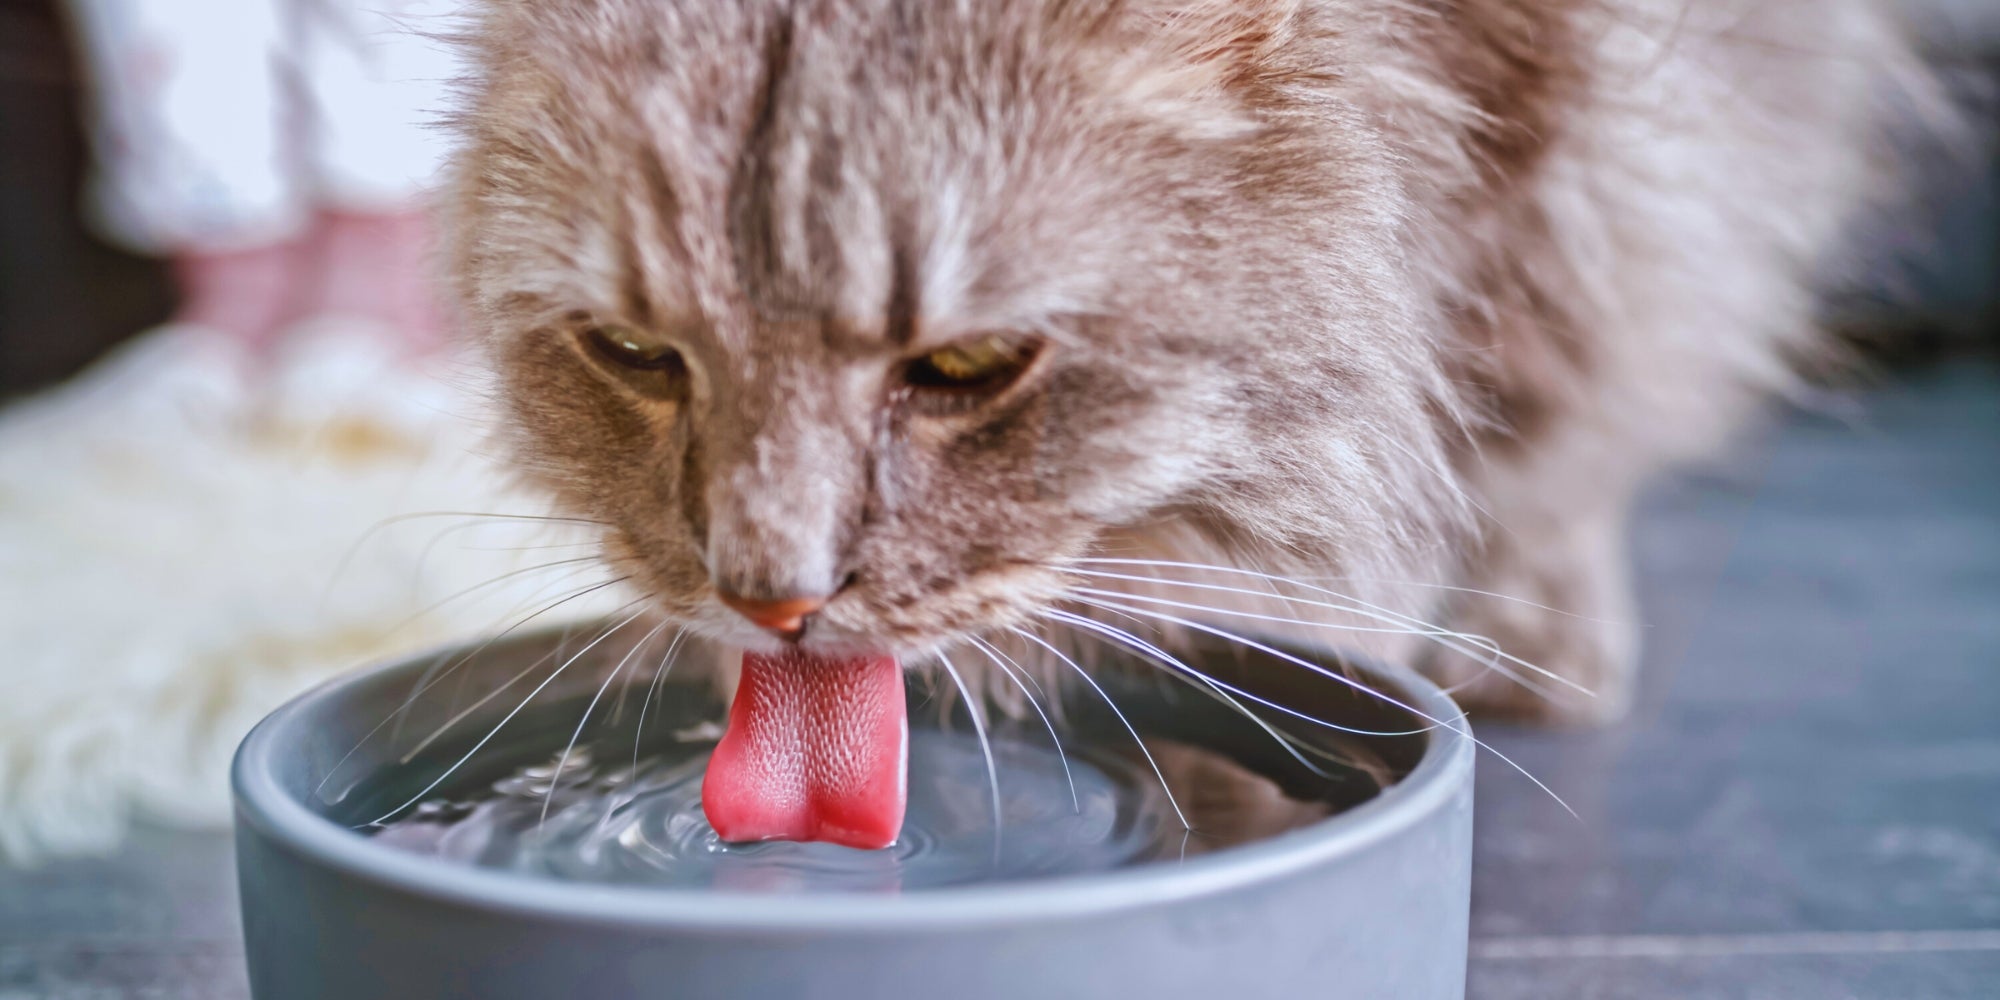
{"left": 359, "top": 691, "right": 1382, "bottom": 892}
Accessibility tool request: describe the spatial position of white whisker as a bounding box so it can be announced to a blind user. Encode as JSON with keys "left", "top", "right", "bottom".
{"left": 632, "top": 627, "right": 691, "bottom": 773}
{"left": 1294, "top": 574, "right": 1623, "bottom": 624}
{"left": 1045, "top": 608, "right": 1433, "bottom": 739}
{"left": 965, "top": 635, "right": 1078, "bottom": 813}
{"left": 313, "top": 576, "right": 630, "bottom": 799}
{"left": 320, "top": 509, "right": 608, "bottom": 609}
{"left": 539, "top": 617, "right": 671, "bottom": 828}
{"left": 934, "top": 649, "right": 1003, "bottom": 860}
{"left": 384, "top": 574, "right": 635, "bottom": 747}
{"left": 1061, "top": 599, "right": 1577, "bottom": 818}
{"left": 1035, "top": 602, "right": 1344, "bottom": 774}
{"left": 1070, "top": 563, "right": 1522, "bottom": 680}
{"left": 366, "top": 608, "right": 652, "bottom": 827}
{"left": 369, "top": 510, "right": 612, "bottom": 528}
{"left": 1065, "top": 582, "right": 1566, "bottom": 704}
{"left": 1069, "top": 558, "right": 1591, "bottom": 699}
{"left": 387, "top": 556, "right": 604, "bottom": 640}
{"left": 1381, "top": 434, "right": 1514, "bottom": 543}
{"left": 1047, "top": 605, "right": 1418, "bottom": 783}
{"left": 1064, "top": 613, "right": 1342, "bottom": 779}
{"left": 397, "top": 597, "right": 653, "bottom": 764}
{"left": 1009, "top": 628, "right": 1192, "bottom": 831}
{"left": 456, "top": 540, "right": 607, "bottom": 554}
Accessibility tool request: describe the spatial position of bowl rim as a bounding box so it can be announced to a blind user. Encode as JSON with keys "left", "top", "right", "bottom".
{"left": 233, "top": 627, "right": 1474, "bottom": 934}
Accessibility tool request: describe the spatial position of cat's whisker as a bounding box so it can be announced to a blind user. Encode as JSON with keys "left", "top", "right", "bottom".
{"left": 1436, "top": 632, "right": 1513, "bottom": 697}
{"left": 1070, "top": 576, "right": 1465, "bottom": 643}
{"left": 1291, "top": 574, "right": 1623, "bottom": 625}
{"left": 631, "top": 628, "right": 691, "bottom": 775}
{"left": 1137, "top": 653, "right": 1385, "bottom": 781}
{"left": 1073, "top": 603, "right": 1442, "bottom": 782}
{"left": 380, "top": 555, "right": 604, "bottom": 643}
{"left": 1008, "top": 628, "right": 1192, "bottom": 831}
{"left": 934, "top": 649, "right": 1004, "bottom": 861}
{"left": 965, "top": 635, "right": 1078, "bottom": 813}
{"left": 1069, "top": 558, "right": 1591, "bottom": 699}
{"left": 386, "top": 572, "right": 606, "bottom": 750}
{"left": 539, "top": 616, "right": 672, "bottom": 829}
{"left": 1060, "top": 600, "right": 1578, "bottom": 818}
{"left": 1034, "top": 600, "right": 1346, "bottom": 776}
{"left": 1062, "top": 612, "right": 1345, "bottom": 780}
{"left": 454, "top": 540, "right": 608, "bottom": 555}
{"left": 382, "top": 574, "right": 634, "bottom": 747}
{"left": 1065, "top": 583, "right": 1567, "bottom": 704}
{"left": 971, "top": 635, "right": 1063, "bottom": 726}
{"left": 320, "top": 509, "right": 610, "bottom": 610}
{"left": 408, "top": 519, "right": 604, "bottom": 603}
{"left": 1380, "top": 434, "right": 1515, "bottom": 543}
{"left": 371, "top": 510, "right": 614, "bottom": 528}
{"left": 365, "top": 607, "right": 653, "bottom": 827}
{"left": 312, "top": 575, "right": 631, "bottom": 800}
{"left": 315, "top": 637, "right": 552, "bottom": 800}
{"left": 1076, "top": 558, "right": 1499, "bottom": 665}
{"left": 604, "top": 612, "right": 658, "bottom": 730}
{"left": 1070, "top": 561, "right": 1532, "bottom": 681}
{"left": 1044, "top": 608, "right": 1435, "bottom": 740}
{"left": 395, "top": 595, "right": 651, "bottom": 764}
{"left": 393, "top": 642, "right": 562, "bottom": 765}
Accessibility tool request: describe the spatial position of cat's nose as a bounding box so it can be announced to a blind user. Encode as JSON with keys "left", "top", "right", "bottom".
{"left": 717, "top": 591, "right": 827, "bottom": 639}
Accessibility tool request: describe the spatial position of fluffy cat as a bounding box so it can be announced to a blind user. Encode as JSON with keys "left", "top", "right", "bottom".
{"left": 444, "top": 0, "right": 1936, "bottom": 724}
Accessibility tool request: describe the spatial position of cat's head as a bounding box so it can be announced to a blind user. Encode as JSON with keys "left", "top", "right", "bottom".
{"left": 449, "top": 0, "right": 1466, "bottom": 656}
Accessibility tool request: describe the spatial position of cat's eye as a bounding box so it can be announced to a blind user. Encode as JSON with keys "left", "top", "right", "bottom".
{"left": 902, "top": 335, "right": 1038, "bottom": 394}
{"left": 584, "top": 325, "right": 687, "bottom": 375}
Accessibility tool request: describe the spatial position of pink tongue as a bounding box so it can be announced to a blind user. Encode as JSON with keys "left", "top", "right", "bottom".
{"left": 702, "top": 650, "right": 908, "bottom": 849}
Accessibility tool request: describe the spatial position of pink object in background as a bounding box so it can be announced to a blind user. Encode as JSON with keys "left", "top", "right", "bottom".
{"left": 64, "top": 0, "right": 468, "bottom": 356}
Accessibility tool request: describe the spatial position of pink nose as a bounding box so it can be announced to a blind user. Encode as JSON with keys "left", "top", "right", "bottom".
{"left": 717, "top": 592, "right": 827, "bottom": 637}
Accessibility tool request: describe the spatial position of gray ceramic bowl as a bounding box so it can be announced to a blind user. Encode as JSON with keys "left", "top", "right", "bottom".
{"left": 233, "top": 626, "right": 1473, "bottom": 999}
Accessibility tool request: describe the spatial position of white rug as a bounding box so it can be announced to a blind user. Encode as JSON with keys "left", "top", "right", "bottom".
{"left": 0, "top": 327, "right": 621, "bottom": 860}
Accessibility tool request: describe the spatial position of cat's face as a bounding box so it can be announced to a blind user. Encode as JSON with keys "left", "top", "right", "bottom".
{"left": 451, "top": 0, "right": 1462, "bottom": 656}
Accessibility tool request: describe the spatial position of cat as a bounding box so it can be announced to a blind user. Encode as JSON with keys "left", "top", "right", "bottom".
{"left": 442, "top": 0, "right": 1937, "bottom": 726}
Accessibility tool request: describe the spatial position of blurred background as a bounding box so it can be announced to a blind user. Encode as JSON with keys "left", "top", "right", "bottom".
{"left": 0, "top": 0, "right": 176, "bottom": 391}
{"left": 0, "top": 1, "right": 1995, "bottom": 998}
{"left": 2, "top": 0, "right": 461, "bottom": 389}
{"left": 0, "top": 0, "right": 616, "bottom": 867}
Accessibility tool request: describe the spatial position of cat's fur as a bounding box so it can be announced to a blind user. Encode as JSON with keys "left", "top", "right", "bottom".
{"left": 446, "top": 0, "right": 1934, "bottom": 722}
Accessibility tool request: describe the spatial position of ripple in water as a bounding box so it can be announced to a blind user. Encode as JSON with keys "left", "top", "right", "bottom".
{"left": 367, "top": 725, "right": 1345, "bottom": 892}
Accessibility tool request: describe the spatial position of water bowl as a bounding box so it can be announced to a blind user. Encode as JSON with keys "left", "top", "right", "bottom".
{"left": 232, "top": 624, "right": 1474, "bottom": 999}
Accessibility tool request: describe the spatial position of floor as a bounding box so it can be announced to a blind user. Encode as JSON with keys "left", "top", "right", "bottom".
{"left": 1, "top": 359, "right": 1996, "bottom": 999}
{"left": 1469, "top": 359, "right": 2000, "bottom": 998}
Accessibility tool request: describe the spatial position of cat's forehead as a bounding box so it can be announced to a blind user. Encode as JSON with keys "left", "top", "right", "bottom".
{"left": 467, "top": 0, "right": 1196, "bottom": 349}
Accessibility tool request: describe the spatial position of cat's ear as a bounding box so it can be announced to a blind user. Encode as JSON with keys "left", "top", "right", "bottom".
{"left": 1095, "top": 0, "right": 1304, "bottom": 135}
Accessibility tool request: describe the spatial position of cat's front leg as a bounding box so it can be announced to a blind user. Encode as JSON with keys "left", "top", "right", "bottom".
{"left": 1421, "top": 490, "right": 1640, "bottom": 727}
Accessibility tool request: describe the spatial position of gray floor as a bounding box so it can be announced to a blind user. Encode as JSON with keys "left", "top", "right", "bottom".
{"left": 1470, "top": 359, "right": 2000, "bottom": 998}
{"left": 3, "top": 360, "right": 1996, "bottom": 1000}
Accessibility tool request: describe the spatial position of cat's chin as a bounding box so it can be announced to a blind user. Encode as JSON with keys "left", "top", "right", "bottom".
{"left": 689, "top": 603, "right": 1052, "bottom": 663}
{"left": 697, "top": 623, "right": 913, "bottom": 662}
{"left": 704, "top": 624, "right": 1004, "bottom": 665}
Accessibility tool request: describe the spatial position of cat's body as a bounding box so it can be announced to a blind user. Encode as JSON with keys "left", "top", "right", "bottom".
{"left": 448, "top": 0, "right": 1933, "bottom": 723}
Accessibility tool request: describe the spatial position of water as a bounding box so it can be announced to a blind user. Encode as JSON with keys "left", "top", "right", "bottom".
{"left": 360, "top": 704, "right": 1372, "bottom": 892}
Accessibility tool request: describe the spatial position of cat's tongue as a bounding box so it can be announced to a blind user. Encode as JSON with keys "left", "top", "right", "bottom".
{"left": 702, "top": 650, "right": 907, "bottom": 849}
